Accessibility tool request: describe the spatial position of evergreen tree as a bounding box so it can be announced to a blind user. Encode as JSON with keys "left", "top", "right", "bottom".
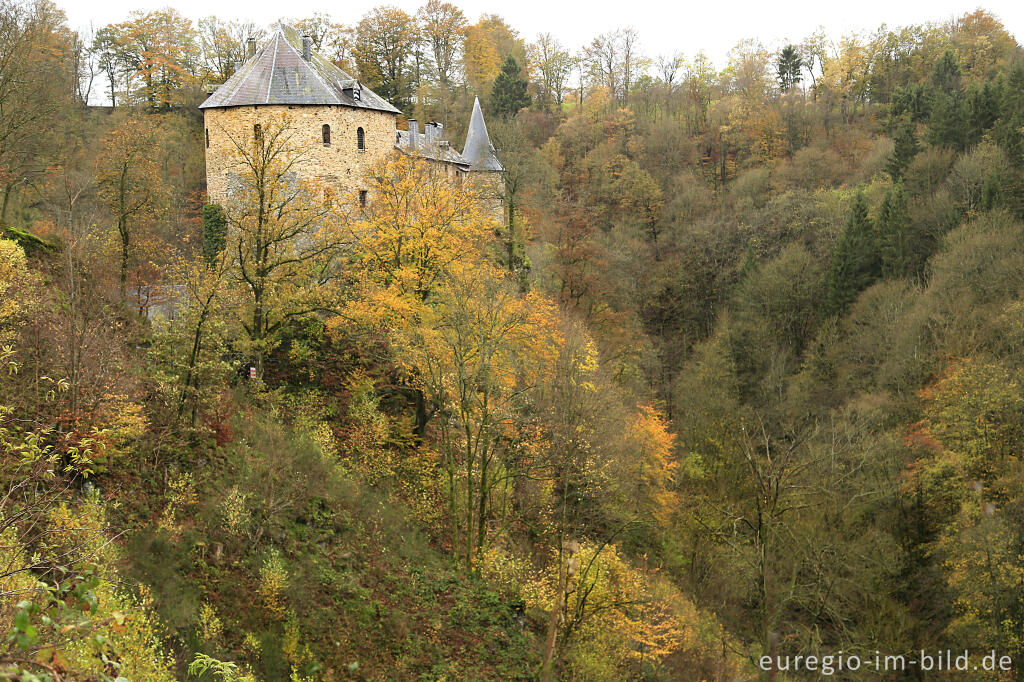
{"left": 776, "top": 45, "right": 802, "bottom": 92}
{"left": 201, "top": 202, "right": 227, "bottom": 266}
{"left": 826, "top": 192, "right": 880, "bottom": 316}
{"left": 886, "top": 121, "right": 919, "bottom": 181}
{"left": 877, "top": 181, "right": 914, "bottom": 279}
{"left": 927, "top": 92, "right": 967, "bottom": 150}
{"left": 982, "top": 173, "right": 1005, "bottom": 211}
{"left": 994, "top": 66, "right": 1024, "bottom": 168}
{"left": 490, "top": 55, "right": 530, "bottom": 119}
{"left": 926, "top": 50, "right": 967, "bottom": 150}
{"left": 930, "top": 49, "right": 962, "bottom": 96}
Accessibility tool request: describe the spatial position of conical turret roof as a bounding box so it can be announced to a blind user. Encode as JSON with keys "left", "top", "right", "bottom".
{"left": 199, "top": 24, "right": 399, "bottom": 114}
{"left": 462, "top": 97, "right": 503, "bottom": 171}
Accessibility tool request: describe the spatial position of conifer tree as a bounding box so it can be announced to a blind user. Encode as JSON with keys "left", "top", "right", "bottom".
{"left": 877, "top": 181, "right": 914, "bottom": 279}
{"left": 886, "top": 122, "right": 919, "bottom": 181}
{"left": 926, "top": 50, "right": 967, "bottom": 150}
{"left": 826, "top": 192, "right": 879, "bottom": 316}
{"left": 776, "top": 45, "right": 802, "bottom": 92}
{"left": 982, "top": 173, "right": 1005, "bottom": 211}
{"left": 490, "top": 55, "right": 530, "bottom": 119}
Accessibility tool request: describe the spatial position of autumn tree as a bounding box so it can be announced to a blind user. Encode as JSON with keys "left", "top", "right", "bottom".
{"left": 353, "top": 7, "right": 418, "bottom": 111}
{"left": 0, "top": 0, "right": 76, "bottom": 222}
{"left": 150, "top": 251, "right": 231, "bottom": 427}
{"left": 529, "top": 33, "right": 574, "bottom": 108}
{"left": 95, "top": 114, "right": 168, "bottom": 299}
{"left": 416, "top": 0, "right": 466, "bottom": 88}
{"left": 197, "top": 16, "right": 264, "bottom": 83}
{"left": 463, "top": 14, "right": 525, "bottom": 95}
{"left": 216, "top": 115, "right": 349, "bottom": 377}
{"left": 335, "top": 155, "right": 561, "bottom": 570}
{"left": 104, "top": 9, "right": 202, "bottom": 107}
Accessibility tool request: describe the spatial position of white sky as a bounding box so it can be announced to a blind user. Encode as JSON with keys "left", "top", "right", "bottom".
{"left": 59, "top": 0, "right": 1022, "bottom": 70}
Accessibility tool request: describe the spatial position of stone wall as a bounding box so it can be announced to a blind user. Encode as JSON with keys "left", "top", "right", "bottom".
{"left": 203, "top": 104, "right": 398, "bottom": 206}
{"left": 466, "top": 170, "right": 505, "bottom": 225}
{"left": 203, "top": 104, "right": 506, "bottom": 225}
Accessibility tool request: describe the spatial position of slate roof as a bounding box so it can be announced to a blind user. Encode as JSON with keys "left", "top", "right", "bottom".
{"left": 199, "top": 24, "right": 400, "bottom": 114}
{"left": 395, "top": 130, "right": 472, "bottom": 167}
{"left": 462, "top": 97, "right": 503, "bottom": 172}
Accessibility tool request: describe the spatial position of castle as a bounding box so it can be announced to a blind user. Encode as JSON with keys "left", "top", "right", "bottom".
{"left": 199, "top": 24, "right": 503, "bottom": 216}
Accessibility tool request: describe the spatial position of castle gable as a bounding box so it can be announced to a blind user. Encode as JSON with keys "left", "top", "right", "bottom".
{"left": 199, "top": 25, "right": 400, "bottom": 115}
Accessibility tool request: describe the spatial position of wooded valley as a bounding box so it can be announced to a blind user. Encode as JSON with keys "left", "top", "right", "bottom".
{"left": 1, "top": 1, "right": 1024, "bottom": 679}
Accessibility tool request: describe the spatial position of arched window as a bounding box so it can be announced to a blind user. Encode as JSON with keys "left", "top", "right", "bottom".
{"left": 322, "top": 124, "right": 331, "bottom": 145}
{"left": 205, "top": 128, "right": 210, "bottom": 148}
{"left": 253, "top": 123, "right": 263, "bottom": 145}
{"left": 357, "top": 127, "right": 365, "bottom": 151}
{"left": 359, "top": 190, "right": 368, "bottom": 207}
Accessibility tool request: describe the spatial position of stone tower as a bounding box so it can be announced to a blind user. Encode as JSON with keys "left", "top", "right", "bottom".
{"left": 200, "top": 24, "right": 504, "bottom": 219}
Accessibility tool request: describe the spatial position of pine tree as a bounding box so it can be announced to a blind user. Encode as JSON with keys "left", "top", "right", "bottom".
{"left": 826, "top": 192, "right": 880, "bottom": 316}
{"left": 926, "top": 50, "right": 967, "bottom": 150}
{"left": 877, "top": 181, "right": 914, "bottom": 279}
{"left": 886, "top": 122, "right": 919, "bottom": 181}
{"left": 927, "top": 92, "right": 967, "bottom": 150}
{"left": 776, "top": 45, "right": 802, "bottom": 92}
{"left": 490, "top": 55, "right": 530, "bottom": 119}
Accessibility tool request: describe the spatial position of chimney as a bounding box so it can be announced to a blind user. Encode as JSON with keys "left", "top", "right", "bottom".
{"left": 408, "top": 119, "right": 419, "bottom": 149}
{"left": 423, "top": 122, "right": 434, "bottom": 144}
{"left": 301, "top": 34, "right": 312, "bottom": 61}
{"left": 246, "top": 37, "right": 256, "bottom": 58}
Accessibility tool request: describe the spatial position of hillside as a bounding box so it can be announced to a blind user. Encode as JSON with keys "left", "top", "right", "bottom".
{"left": 2, "top": 3, "right": 1024, "bottom": 680}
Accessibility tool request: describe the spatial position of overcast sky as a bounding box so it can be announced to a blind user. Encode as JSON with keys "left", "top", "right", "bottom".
{"left": 60, "top": 0, "right": 1022, "bottom": 69}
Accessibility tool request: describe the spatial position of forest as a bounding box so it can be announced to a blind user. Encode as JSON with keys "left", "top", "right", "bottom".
{"left": 1, "top": 0, "right": 1024, "bottom": 679}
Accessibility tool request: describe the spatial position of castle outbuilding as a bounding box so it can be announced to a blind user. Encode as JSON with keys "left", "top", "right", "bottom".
{"left": 199, "top": 24, "right": 503, "bottom": 216}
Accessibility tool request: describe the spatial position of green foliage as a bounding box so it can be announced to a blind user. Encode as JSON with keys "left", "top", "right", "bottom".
{"left": 826, "top": 191, "right": 880, "bottom": 316}
{"left": 877, "top": 180, "right": 917, "bottom": 279}
{"left": 885, "top": 121, "right": 919, "bottom": 181}
{"left": 201, "top": 202, "right": 227, "bottom": 265}
{"left": 775, "top": 45, "right": 802, "bottom": 92}
{"left": 490, "top": 55, "right": 530, "bottom": 119}
{"left": 0, "top": 225, "right": 56, "bottom": 254}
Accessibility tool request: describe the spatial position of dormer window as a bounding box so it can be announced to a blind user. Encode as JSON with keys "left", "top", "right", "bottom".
{"left": 322, "top": 124, "right": 331, "bottom": 145}
{"left": 357, "top": 127, "right": 365, "bottom": 151}
{"left": 340, "top": 79, "right": 361, "bottom": 102}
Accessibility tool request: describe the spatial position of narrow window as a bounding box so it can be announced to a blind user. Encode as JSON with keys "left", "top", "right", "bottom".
{"left": 322, "top": 124, "right": 331, "bottom": 145}
{"left": 359, "top": 190, "right": 368, "bottom": 207}
{"left": 357, "top": 127, "right": 365, "bottom": 151}
{"left": 254, "top": 123, "right": 263, "bottom": 145}
{"left": 205, "top": 128, "right": 210, "bottom": 148}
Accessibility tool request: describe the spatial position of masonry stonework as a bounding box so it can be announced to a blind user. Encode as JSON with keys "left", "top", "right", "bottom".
{"left": 203, "top": 104, "right": 397, "bottom": 206}
{"left": 200, "top": 25, "right": 504, "bottom": 222}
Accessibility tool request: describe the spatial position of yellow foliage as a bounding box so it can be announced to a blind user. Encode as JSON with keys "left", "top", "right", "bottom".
{"left": 198, "top": 602, "right": 224, "bottom": 642}
{"left": 258, "top": 548, "right": 289, "bottom": 619}
{"left": 0, "top": 238, "right": 32, "bottom": 343}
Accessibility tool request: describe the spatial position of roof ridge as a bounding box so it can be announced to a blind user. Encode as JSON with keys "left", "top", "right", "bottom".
{"left": 265, "top": 32, "right": 279, "bottom": 103}
{"left": 198, "top": 23, "right": 400, "bottom": 113}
